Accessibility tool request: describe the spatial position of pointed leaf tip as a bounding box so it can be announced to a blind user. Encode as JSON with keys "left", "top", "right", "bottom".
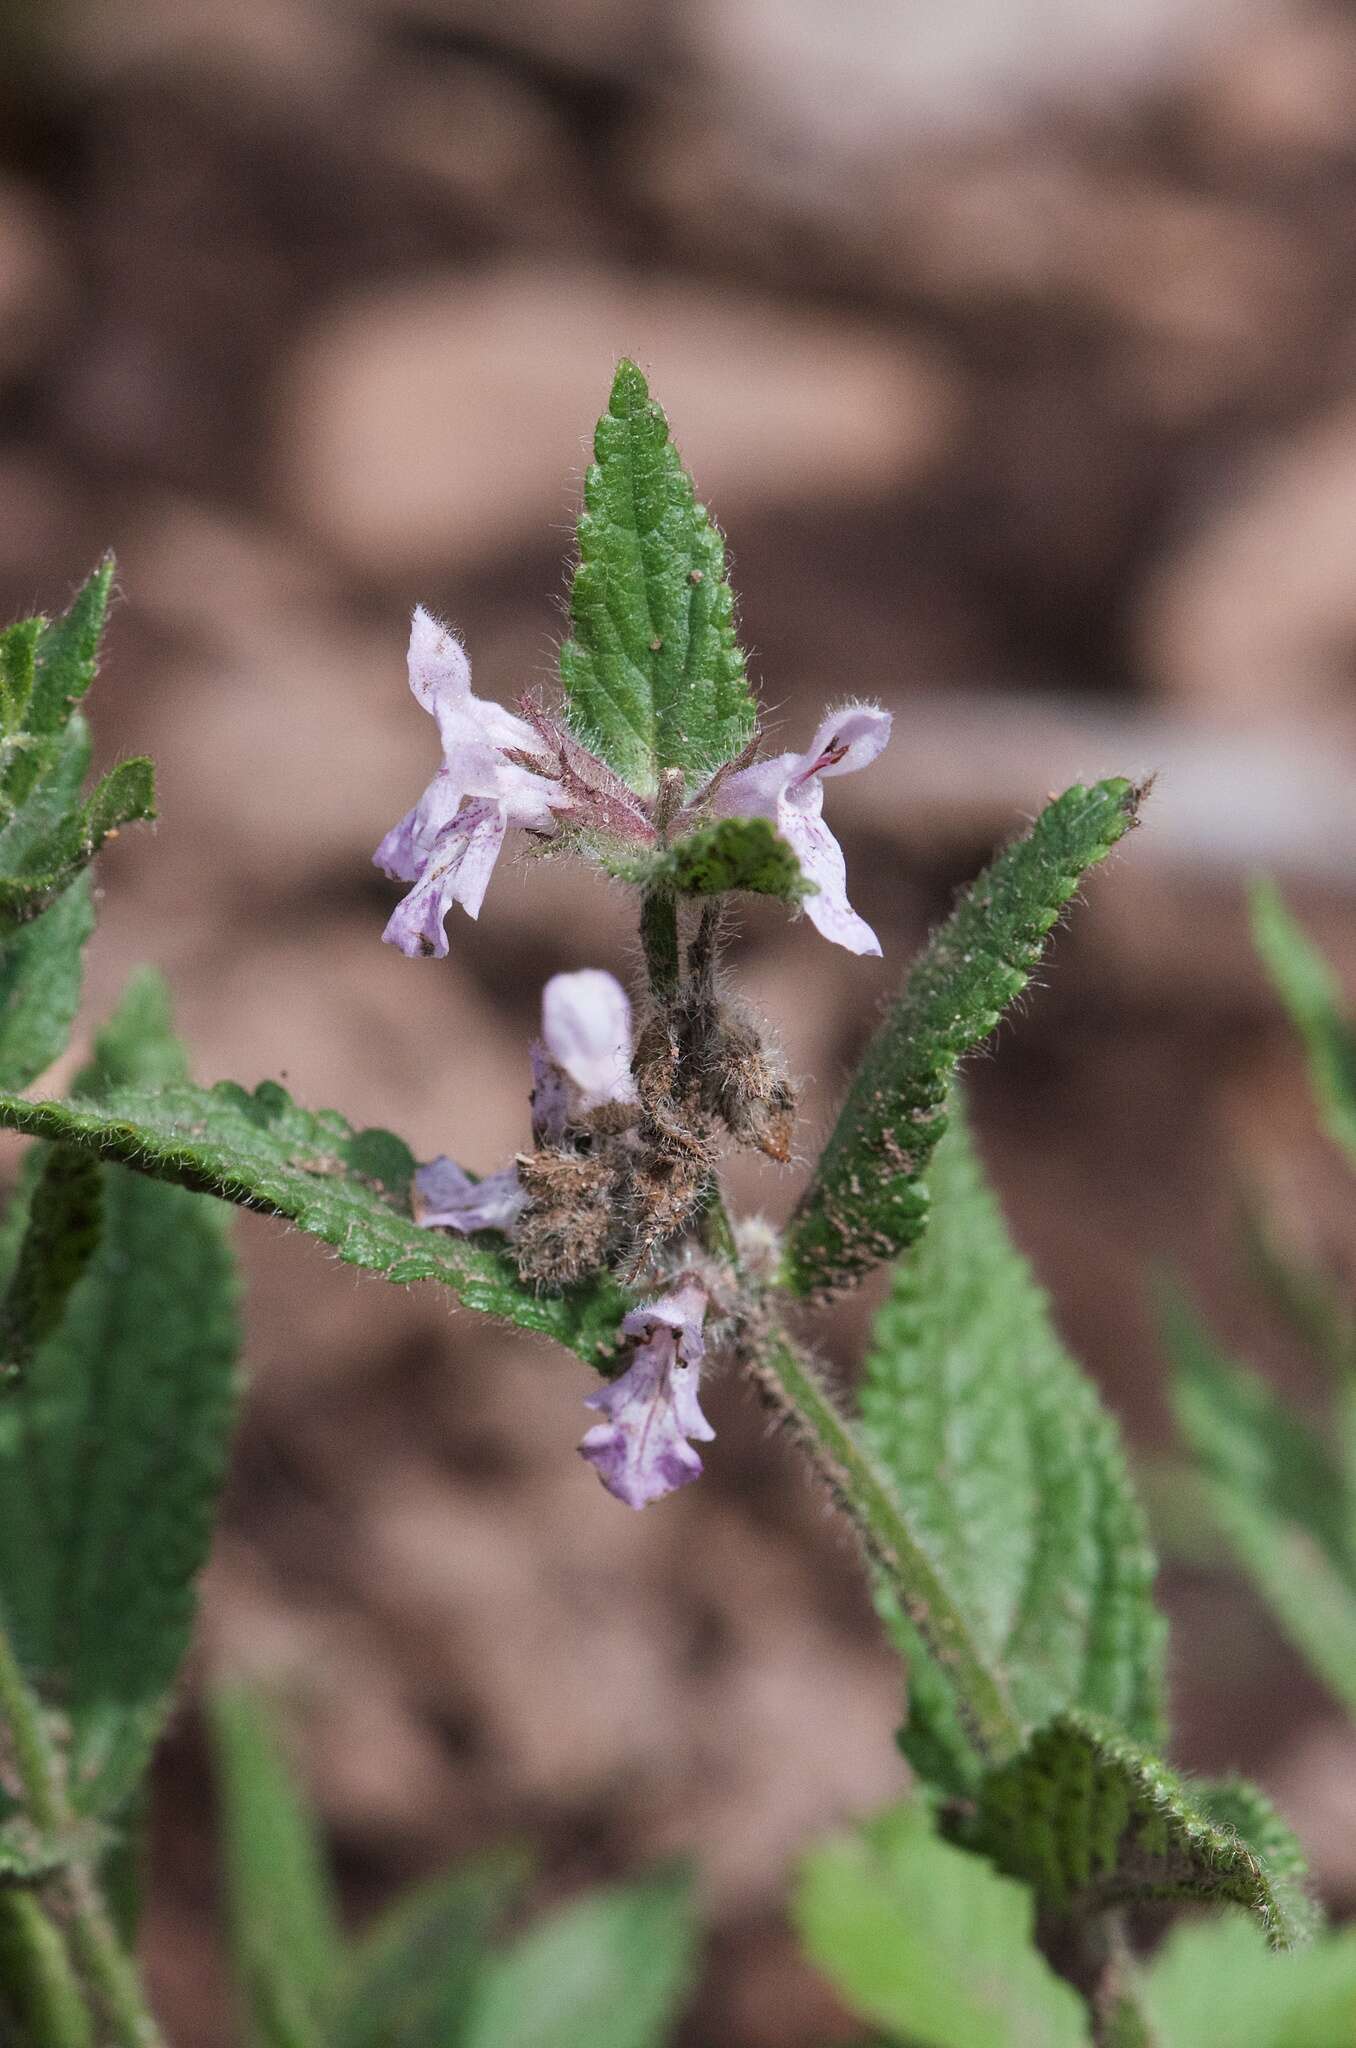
{"left": 610, "top": 358, "right": 651, "bottom": 415}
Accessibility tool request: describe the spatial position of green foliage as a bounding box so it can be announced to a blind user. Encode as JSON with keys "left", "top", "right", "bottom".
{"left": 1251, "top": 878, "right": 1356, "bottom": 1169}
{"left": 0, "top": 1817, "right": 105, "bottom": 1887}
{"left": 210, "top": 1690, "right": 344, "bottom": 2048}
{"left": 617, "top": 815, "right": 809, "bottom": 902}
{"left": 560, "top": 361, "right": 755, "bottom": 798}
{"left": 0, "top": 877, "right": 93, "bottom": 1094}
{"left": 1163, "top": 1287, "right": 1356, "bottom": 1719}
{"left": 0, "top": 974, "right": 242, "bottom": 1817}
{"left": 958, "top": 1714, "right": 1312, "bottom": 1950}
{"left": 0, "top": 1890, "right": 95, "bottom": 2048}
{"left": 0, "top": 757, "right": 155, "bottom": 930}
{"left": 1139, "top": 1914, "right": 1356, "bottom": 2048}
{"left": 0, "top": 565, "right": 152, "bottom": 1094}
{"left": 0, "top": 1075, "right": 627, "bottom": 1367}
{"left": 788, "top": 778, "right": 1142, "bottom": 1297}
{"left": 795, "top": 1799, "right": 1091, "bottom": 2048}
{"left": 0, "top": 564, "right": 154, "bottom": 934}
{"left": 860, "top": 1100, "right": 1163, "bottom": 1795}
{"left": 0, "top": 1145, "right": 103, "bottom": 1379}
{"left": 461, "top": 1870, "right": 696, "bottom": 2048}
{"left": 213, "top": 1687, "right": 694, "bottom": 2048}
{"left": 338, "top": 1854, "right": 529, "bottom": 2048}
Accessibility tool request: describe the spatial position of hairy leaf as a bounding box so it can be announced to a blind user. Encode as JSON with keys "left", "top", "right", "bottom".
{"left": 788, "top": 778, "right": 1142, "bottom": 1297}
{"left": 560, "top": 361, "right": 755, "bottom": 797}
{"left": 0, "top": 974, "right": 241, "bottom": 1814}
{"left": 0, "top": 1076, "right": 626, "bottom": 1366}
{"left": 795, "top": 1800, "right": 1091, "bottom": 2048}
{"left": 1141, "top": 1914, "right": 1356, "bottom": 2048}
{"left": 211, "top": 1690, "right": 342, "bottom": 2048}
{"left": 1164, "top": 1287, "right": 1356, "bottom": 1718}
{"left": 0, "top": 756, "right": 155, "bottom": 930}
{"left": 0, "top": 874, "right": 93, "bottom": 1092}
{"left": 338, "top": 1852, "right": 530, "bottom": 2048}
{"left": 615, "top": 815, "right": 809, "bottom": 902}
{"left": 960, "top": 1715, "right": 1312, "bottom": 1950}
{"left": 0, "top": 566, "right": 153, "bottom": 934}
{"left": 0, "top": 618, "right": 38, "bottom": 734}
{"left": 861, "top": 1100, "right": 1164, "bottom": 1796}
{"left": 461, "top": 1871, "right": 696, "bottom": 2048}
{"left": 27, "top": 557, "right": 115, "bottom": 740}
{"left": 1251, "top": 877, "right": 1356, "bottom": 1169}
{"left": 0, "top": 1144, "right": 103, "bottom": 1379}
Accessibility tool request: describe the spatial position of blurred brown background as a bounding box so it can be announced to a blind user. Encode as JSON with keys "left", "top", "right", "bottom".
{"left": 3, "top": 0, "right": 1356, "bottom": 2039}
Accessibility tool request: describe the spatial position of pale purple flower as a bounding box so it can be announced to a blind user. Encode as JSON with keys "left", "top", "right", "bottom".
{"left": 412, "top": 1155, "right": 528, "bottom": 1235}
{"left": 712, "top": 704, "right": 892, "bottom": 955}
{"left": 413, "top": 968, "right": 637, "bottom": 1236}
{"left": 376, "top": 607, "right": 564, "bottom": 958}
{"left": 579, "top": 1277, "right": 714, "bottom": 1509}
{"left": 531, "top": 968, "right": 637, "bottom": 1141}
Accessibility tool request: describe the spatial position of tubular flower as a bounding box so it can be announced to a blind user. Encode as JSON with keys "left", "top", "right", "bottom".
{"left": 578, "top": 1277, "right": 714, "bottom": 1509}
{"left": 375, "top": 607, "right": 564, "bottom": 958}
{"left": 711, "top": 704, "right": 892, "bottom": 955}
{"left": 531, "top": 968, "right": 638, "bottom": 1142}
{"left": 413, "top": 968, "right": 637, "bottom": 1236}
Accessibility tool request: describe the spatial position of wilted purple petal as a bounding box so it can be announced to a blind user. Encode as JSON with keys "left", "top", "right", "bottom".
{"left": 528, "top": 1039, "right": 568, "bottom": 1145}
{"left": 714, "top": 701, "right": 891, "bottom": 957}
{"left": 541, "top": 970, "right": 637, "bottom": 1117}
{"left": 579, "top": 1278, "right": 713, "bottom": 1509}
{"left": 412, "top": 1155, "right": 527, "bottom": 1234}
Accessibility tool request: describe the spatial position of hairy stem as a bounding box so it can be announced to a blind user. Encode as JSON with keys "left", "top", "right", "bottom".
{"left": 0, "top": 1620, "right": 166, "bottom": 2048}
{"left": 735, "top": 1317, "right": 1022, "bottom": 1766}
{"left": 640, "top": 886, "right": 680, "bottom": 1001}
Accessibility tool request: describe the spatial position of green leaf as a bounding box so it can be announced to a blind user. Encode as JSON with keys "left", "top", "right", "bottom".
{"left": 0, "top": 618, "right": 38, "bottom": 734}
{"left": 337, "top": 1851, "right": 530, "bottom": 2048}
{"left": 0, "top": 756, "right": 156, "bottom": 930}
{"left": 0, "top": 874, "right": 93, "bottom": 1091}
{"left": 794, "top": 1800, "right": 1091, "bottom": 2048}
{"left": 560, "top": 361, "right": 755, "bottom": 798}
{"left": 787, "top": 778, "right": 1143, "bottom": 1297}
{"left": 1141, "top": 1914, "right": 1356, "bottom": 2048}
{"left": 1251, "top": 877, "right": 1356, "bottom": 1169}
{"left": 860, "top": 1099, "right": 1164, "bottom": 1795}
{"left": 0, "top": 1075, "right": 627, "bottom": 1367}
{"left": 0, "top": 974, "right": 242, "bottom": 1814}
{"left": 27, "top": 558, "right": 115, "bottom": 739}
{"left": 0, "top": 1144, "right": 103, "bottom": 1379}
{"left": 959, "top": 1714, "right": 1313, "bottom": 1951}
{"left": 1164, "top": 1287, "right": 1356, "bottom": 1718}
{"left": 614, "top": 816, "right": 810, "bottom": 902}
{"left": 210, "top": 1689, "right": 343, "bottom": 2048}
{"left": 461, "top": 1870, "right": 697, "bottom": 2048}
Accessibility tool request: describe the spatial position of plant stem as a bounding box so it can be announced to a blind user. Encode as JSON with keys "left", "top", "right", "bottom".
{"left": 640, "top": 886, "right": 680, "bottom": 1001}
{"left": 0, "top": 1895, "right": 96, "bottom": 2048}
{"left": 0, "top": 1620, "right": 62, "bottom": 1833}
{"left": 0, "top": 1621, "right": 167, "bottom": 2048}
{"left": 735, "top": 1316, "right": 1023, "bottom": 1767}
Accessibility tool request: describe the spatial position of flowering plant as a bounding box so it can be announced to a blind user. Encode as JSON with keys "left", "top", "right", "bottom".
{"left": 0, "top": 366, "right": 1342, "bottom": 2047}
